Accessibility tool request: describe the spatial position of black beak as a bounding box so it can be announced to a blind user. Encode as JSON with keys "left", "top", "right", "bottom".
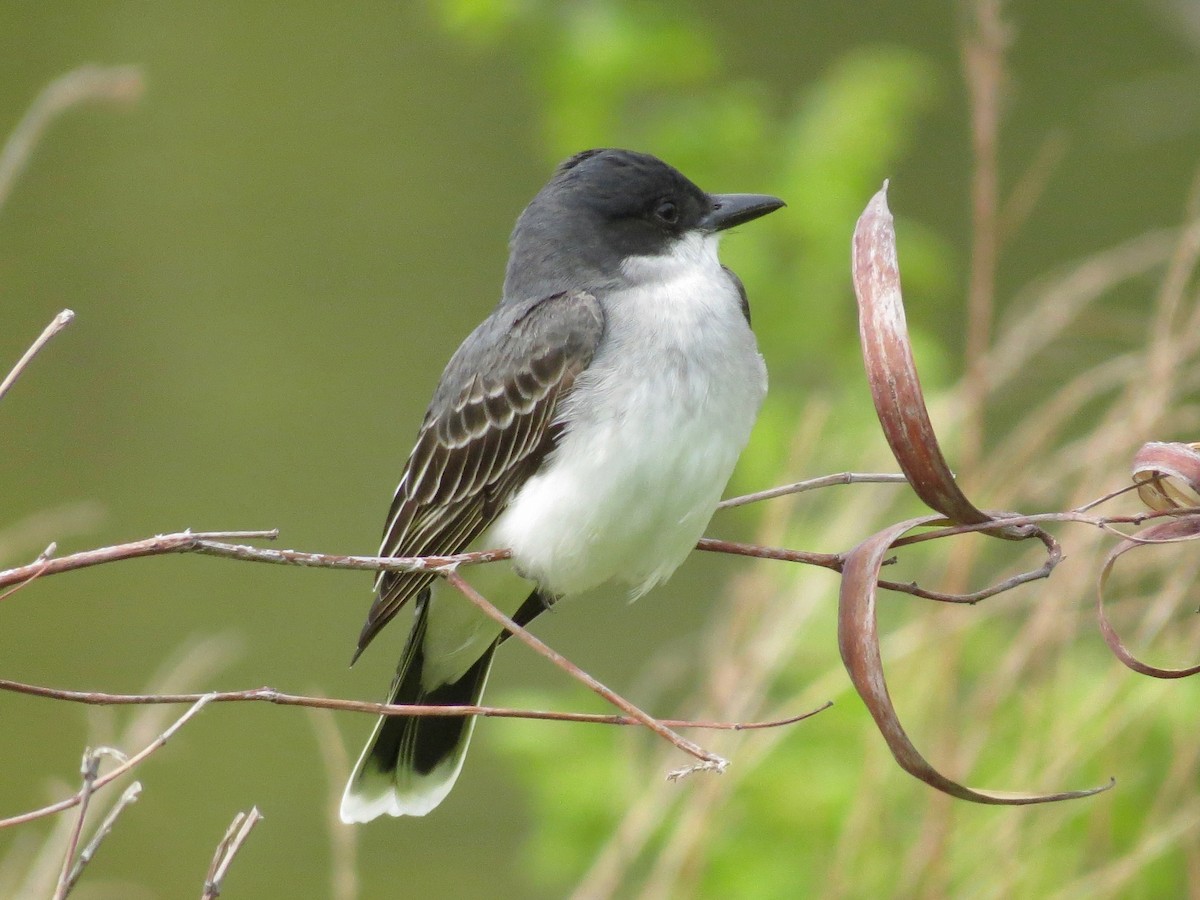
{"left": 701, "top": 193, "right": 786, "bottom": 232}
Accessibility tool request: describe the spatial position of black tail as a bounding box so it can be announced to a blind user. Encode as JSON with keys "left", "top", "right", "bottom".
{"left": 368, "top": 626, "right": 496, "bottom": 782}
{"left": 340, "top": 589, "right": 551, "bottom": 821}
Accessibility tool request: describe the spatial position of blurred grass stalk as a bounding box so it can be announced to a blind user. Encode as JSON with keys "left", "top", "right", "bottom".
{"left": 0, "top": 65, "right": 142, "bottom": 214}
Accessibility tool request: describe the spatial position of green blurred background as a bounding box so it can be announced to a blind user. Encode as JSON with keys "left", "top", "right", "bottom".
{"left": 2, "top": 1, "right": 1199, "bottom": 897}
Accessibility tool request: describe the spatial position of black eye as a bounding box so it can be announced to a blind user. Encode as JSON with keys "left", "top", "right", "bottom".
{"left": 654, "top": 199, "right": 679, "bottom": 225}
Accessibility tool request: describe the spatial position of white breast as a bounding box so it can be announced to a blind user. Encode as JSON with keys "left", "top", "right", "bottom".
{"left": 488, "top": 232, "right": 767, "bottom": 599}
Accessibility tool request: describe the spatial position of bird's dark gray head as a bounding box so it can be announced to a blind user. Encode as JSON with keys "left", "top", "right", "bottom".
{"left": 503, "top": 148, "right": 783, "bottom": 300}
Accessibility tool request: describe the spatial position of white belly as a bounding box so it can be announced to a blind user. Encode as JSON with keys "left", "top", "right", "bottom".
{"left": 488, "top": 234, "right": 767, "bottom": 599}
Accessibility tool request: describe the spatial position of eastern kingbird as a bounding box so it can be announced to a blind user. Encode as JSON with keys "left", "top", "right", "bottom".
{"left": 340, "top": 148, "right": 783, "bottom": 822}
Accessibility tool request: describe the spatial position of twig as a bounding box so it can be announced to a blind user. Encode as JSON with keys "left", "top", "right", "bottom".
{"left": 886, "top": 508, "right": 1198, "bottom": 549}
{"left": 717, "top": 472, "right": 909, "bottom": 509}
{"left": 1072, "top": 481, "right": 1144, "bottom": 513}
{"left": 0, "top": 473, "right": 926, "bottom": 591}
{"left": 442, "top": 570, "right": 729, "bottom": 776}
{"left": 893, "top": 527, "right": 1061, "bottom": 605}
{"left": 0, "top": 529, "right": 514, "bottom": 591}
{"left": 1, "top": 504, "right": 1176, "bottom": 610}
{"left": 201, "top": 807, "right": 264, "bottom": 900}
{"left": 192, "top": 538, "right": 510, "bottom": 573}
{"left": 696, "top": 537, "right": 842, "bottom": 568}
{"left": 0, "top": 677, "right": 829, "bottom": 731}
{"left": 0, "top": 487, "right": 1177, "bottom": 815}
{"left": 52, "top": 749, "right": 105, "bottom": 899}
{"left": 699, "top": 533, "right": 1057, "bottom": 605}
{"left": 0, "top": 530, "right": 278, "bottom": 590}
{"left": 0, "top": 66, "right": 142, "bottom": 212}
{"left": 61, "top": 782, "right": 142, "bottom": 897}
{"left": 0, "top": 310, "right": 74, "bottom": 403}
{"left": 0, "top": 695, "right": 213, "bottom": 829}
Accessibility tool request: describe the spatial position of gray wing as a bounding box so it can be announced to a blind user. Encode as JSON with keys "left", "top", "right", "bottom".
{"left": 354, "top": 290, "right": 605, "bottom": 658}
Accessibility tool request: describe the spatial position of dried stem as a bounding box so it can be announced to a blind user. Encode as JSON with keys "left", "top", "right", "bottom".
{"left": 61, "top": 782, "right": 141, "bottom": 897}
{"left": 0, "top": 310, "right": 75, "bottom": 403}
{"left": 4, "top": 513, "right": 1123, "bottom": 609}
{"left": 0, "top": 673, "right": 826, "bottom": 844}
{"left": 698, "top": 534, "right": 1058, "bottom": 604}
{"left": 0, "top": 529, "right": 512, "bottom": 592}
{"left": 0, "top": 677, "right": 827, "bottom": 733}
{"left": 201, "top": 807, "right": 264, "bottom": 900}
{"left": 717, "top": 472, "right": 908, "bottom": 509}
{"left": 52, "top": 749, "right": 103, "bottom": 900}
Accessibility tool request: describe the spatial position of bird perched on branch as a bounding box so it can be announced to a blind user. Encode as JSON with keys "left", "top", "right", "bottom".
{"left": 341, "top": 148, "right": 783, "bottom": 822}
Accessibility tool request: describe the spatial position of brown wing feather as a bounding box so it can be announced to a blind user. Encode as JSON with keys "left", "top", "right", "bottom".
{"left": 354, "top": 291, "right": 604, "bottom": 657}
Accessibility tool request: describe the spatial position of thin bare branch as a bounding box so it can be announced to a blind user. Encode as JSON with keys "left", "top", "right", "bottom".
{"left": 0, "top": 676, "right": 828, "bottom": 732}
{"left": 886, "top": 527, "right": 1061, "bottom": 605}
{"left": 697, "top": 537, "right": 842, "bottom": 569}
{"left": 0, "top": 472, "right": 1180, "bottom": 820}
{"left": 0, "top": 310, "right": 74, "bottom": 403}
{"left": 717, "top": 472, "right": 909, "bottom": 509}
{"left": 201, "top": 807, "right": 264, "bottom": 900}
{"left": 191, "top": 537, "right": 510, "bottom": 573}
{"left": 886, "top": 508, "right": 1200, "bottom": 548}
{"left": 0, "top": 504, "right": 1171, "bottom": 615}
{"left": 52, "top": 749, "right": 103, "bottom": 900}
{"left": 699, "top": 534, "right": 1060, "bottom": 605}
{"left": 61, "top": 782, "right": 141, "bottom": 897}
{"left": 0, "top": 529, "right": 515, "bottom": 592}
{"left": 1072, "top": 481, "right": 1144, "bottom": 514}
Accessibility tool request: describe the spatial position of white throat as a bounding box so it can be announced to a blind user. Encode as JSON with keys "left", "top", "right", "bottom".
{"left": 619, "top": 231, "right": 723, "bottom": 287}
